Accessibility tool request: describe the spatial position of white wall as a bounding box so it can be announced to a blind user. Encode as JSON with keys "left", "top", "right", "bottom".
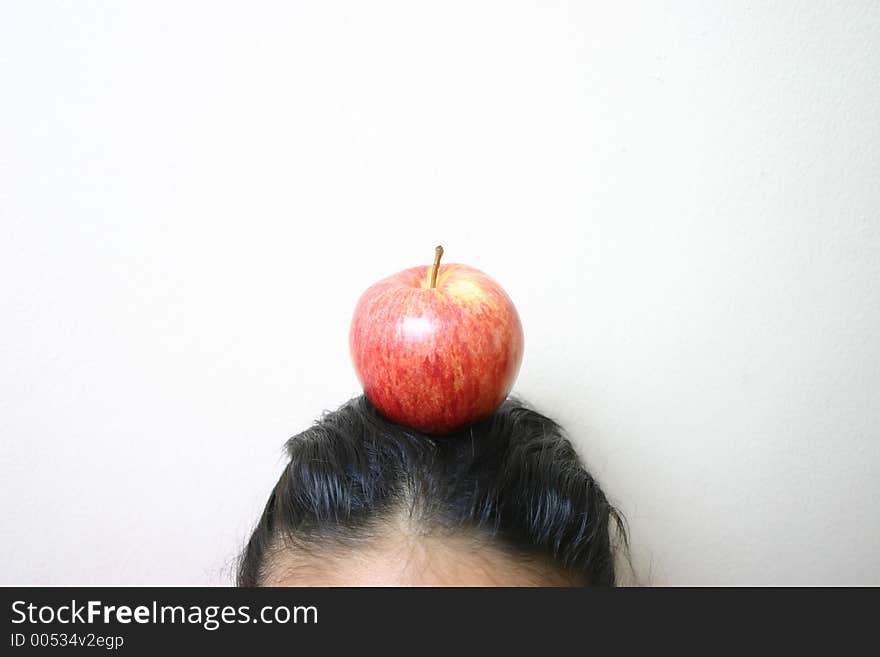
{"left": 1, "top": 1, "right": 878, "bottom": 585}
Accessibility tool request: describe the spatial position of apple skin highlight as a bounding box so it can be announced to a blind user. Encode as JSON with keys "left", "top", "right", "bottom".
{"left": 349, "top": 262, "right": 524, "bottom": 434}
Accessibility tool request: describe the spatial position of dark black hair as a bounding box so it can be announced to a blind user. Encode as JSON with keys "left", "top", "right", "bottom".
{"left": 238, "top": 395, "right": 628, "bottom": 586}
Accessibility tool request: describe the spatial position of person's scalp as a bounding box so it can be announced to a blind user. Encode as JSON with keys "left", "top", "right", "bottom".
{"left": 238, "top": 395, "right": 627, "bottom": 586}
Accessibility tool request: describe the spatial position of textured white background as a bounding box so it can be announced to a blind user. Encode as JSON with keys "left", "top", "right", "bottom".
{"left": 1, "top": 1, "right": 878, "bottom": 585}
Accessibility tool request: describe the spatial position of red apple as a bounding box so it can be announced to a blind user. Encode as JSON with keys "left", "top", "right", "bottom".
{"left": 349, "top": 246, "right": 524, "bottom": 434}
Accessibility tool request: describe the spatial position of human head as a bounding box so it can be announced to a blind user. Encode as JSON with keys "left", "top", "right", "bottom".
{"left": 238, "top": 395, "right": 627, "bottom": 586}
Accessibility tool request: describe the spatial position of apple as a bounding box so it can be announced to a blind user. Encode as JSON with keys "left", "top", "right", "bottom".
{"left": 349, "top": 246, "right": 524, "bottom": 434}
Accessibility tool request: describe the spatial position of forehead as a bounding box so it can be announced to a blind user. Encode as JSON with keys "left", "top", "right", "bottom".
{"left": 260, "top": 532, "right": 577, "bottom": 587}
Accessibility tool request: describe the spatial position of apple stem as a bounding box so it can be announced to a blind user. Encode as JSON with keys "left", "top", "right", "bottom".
{"left": 429, "top": 245, "right": 444, "bottom": 288}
